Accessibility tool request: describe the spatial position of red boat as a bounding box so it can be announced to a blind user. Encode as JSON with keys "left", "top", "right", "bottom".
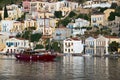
{"left": 15, "top": 50, "right": 57, "bottom": 61}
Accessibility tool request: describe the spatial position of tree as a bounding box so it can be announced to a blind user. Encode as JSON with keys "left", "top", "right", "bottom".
{"left": 16, "top": 32, "right": 21, "bottom": 38}
{"left": 54, "top": 11, "right": 62, "bottom": 18}
{"left": 112, "top": 33, "right": 117, "bottom": 36}
{"left": 30, "top": 33, "right": 42, "bottom": 42}
{"left": 59, "top": 17, "right": 71, "bottom": 26}
{"left": 34, "top": 44, "right": 44, "bottom": 49}
{"left": 108, "top": 12, "right": 116, "bottom": 21}
{"left": 110, "top": 3, "right": 118, "bottom": 9}
{"left": 76, "top": 14, "right": 90, "bottom": 21}
{"left": 51, "top": 41, "right": 61, "bottom": 52}
{"left": 108, "top": 41, "right": 119, "bottom": 52}
{"left": 4, "top": 5, "right": 8, "bottom": 19}
{"left": 99, "top": 7, "right": 108, "bottom": 13}
{"left": 68, "top": 11, "right": 76, "bottom": 18}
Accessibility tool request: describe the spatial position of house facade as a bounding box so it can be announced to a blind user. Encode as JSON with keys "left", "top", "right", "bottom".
{"left": 23, "top": 0, "right": 31, "bottom": 12}
{"left": 0, "top": 20, "right": 24, "bottom": 33}
{"left": 67, "top": 18, "right": 89, "bottom": 36}
{"left": 23, "top": 0, "right": 78, "bottom": 16}
{"left": 96, "top": 35, "right": 109, "bottom": 56}
{"left": 106, "top": 16, "right": 120, "bottom": 35}
{"left": 0, "top": 4, "right": 23, "bottom": 20}
{"left": 37, "top": 18, "right": 56, "bottom": 35}
{"left": 83, "top": 0, "right": 111, "bottom": 8}
{"left": 85, "top": 36, "right": 96, "bottom": 55}
{"left": 85, "top": 35, "right": 109, "bottom": 56}
{"left": 91, "top": 13, "right": 105, "bottom": 27}
{"left": 0, "top": 20, "right": 14, "bottom": 32}
{"left": 4, "top": 38, "right": 30, "bottom": 53}
{"left": 0, "top": 34, "right": 9, "bottom": 51}
{"left": 63, "top": 38, "right": 84, "bottom": 54}
{"left": 52, "top": 27, "right": 72, "bottom": 40}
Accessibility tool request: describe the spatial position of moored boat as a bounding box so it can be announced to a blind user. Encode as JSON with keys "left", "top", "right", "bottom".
{"left": 15, "top": 50, "right": 57, "bottom": 61}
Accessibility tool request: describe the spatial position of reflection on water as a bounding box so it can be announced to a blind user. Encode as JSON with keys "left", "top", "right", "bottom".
{"left": 0, "top": 56, "right": 120, "bottom": 80}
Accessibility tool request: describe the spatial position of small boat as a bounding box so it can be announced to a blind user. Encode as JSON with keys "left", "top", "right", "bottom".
{"left": 15, "top": 50, "right": 57, "bottom": 61}
{"left": 82, "top": 54, "right": 92, "bottom": 57}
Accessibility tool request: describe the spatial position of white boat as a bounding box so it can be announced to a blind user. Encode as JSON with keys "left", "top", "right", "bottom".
{"left": 82, "top": 54, "right": 92, "bottom": 57}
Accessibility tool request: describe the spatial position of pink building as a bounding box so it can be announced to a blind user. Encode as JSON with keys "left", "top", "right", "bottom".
{"left": 23, "top": 0, "right": 31, "bottom": 12}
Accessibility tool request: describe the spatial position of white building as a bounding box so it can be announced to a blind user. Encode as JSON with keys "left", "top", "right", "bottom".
{"left": 74, "top": 18, "right": 90, "bottom": 27}
{"left": 0, "top": 20, "right": 22, "bottom": 33}
{"left": 67, "top": 18, "right": 90, "bottom": 36}
{"left": 83, "top": 0, "right": 111, "bottom": 8}
{"left": 63, "top": 38, "right": 84, "bottom": 54}
{"left": 85, "top": 35, "right": 109, "bottom": 56}
{"left": 1, "top": 4, "right": 23, "bottom": 20}
{"left": 4, "top": 38, "right": 30, "bottom": 54}
{"left": 0, "top": 20, "right": 14, "bottom": 32}
{"left": 29, "top": 0, "right": 78, "bottom": 16}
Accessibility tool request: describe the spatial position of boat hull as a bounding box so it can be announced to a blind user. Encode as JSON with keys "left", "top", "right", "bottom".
{"left": 15, "top": 54, "right": 57, "bottom": 61}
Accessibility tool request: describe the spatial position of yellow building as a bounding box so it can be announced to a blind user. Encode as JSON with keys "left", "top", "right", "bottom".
{"left": 91, "top": 13, "right": 105, "bottom": 27}
{"left": 0, "top": 4, "right": 23, "bottom": 20}
{"left": 11, "top": 21, "right": 24, "bottom": 32}
{"left": 38, "top": 11, "right": 54, "bottom": 18}
{"left": 108, "top": 36, "right": 120, "bottom": 43}
{"left": 37, "top": 18, "right": 57, "bottom": 36}
{"left": 30, "top": 1, "right": 48, "bottom": 12}
{"left": 118, "top": 48, "right": 120, "bottom": 53}
{"left": 0, "top": 34, "right": 9, "bottom": 51}
{"left": 104, "top": 9, "right": 115, "bottom": 21}
{"left": 24, "top": 19, "right": 37, "bottom": 29}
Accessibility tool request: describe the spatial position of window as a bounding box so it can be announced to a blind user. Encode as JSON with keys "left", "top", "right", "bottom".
{"left": 71, "top": 43, "right": 73, "bottom": 45}
{"left": 65, "top": 49, "right": 67, "bottom": 51}
{"left": 65, "top": 43, "right": 67, "bottom": 46}
{"left": 71, "top": 49, "right": 73, "bottom": 51}
{"left": 68, "top": 49, "right": 70, "bottom": 52}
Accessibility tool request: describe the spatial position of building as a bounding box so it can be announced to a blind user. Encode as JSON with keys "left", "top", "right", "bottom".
{"left": 4, "top": 38, "right": 30, "bottom": 53}
{"left": 105, "top": 36, "right": 120, "bottom": 43}
{"left": 83, "top": 0, "right": 111, "bottom": 8}
{"left": 52, "top": 27, "right": 72, "bottom": 40}
{"left": 63, "top": 38, "right": 84, "bottom": 54}
{"left": 0, "top": 20, "right": 14, "bottom": 32}
{"left": 0, "top": 34, "right": 9, "bottom": 51}
{"left": 106, "top": 16, "right": 120, "bottom": 35}
{"left": 23, "top": 0, "right": 78, "bottom": 16}
{"left": 85, "top": 35, "right": 110, "bottom": 56}
{"left": 0, "top": 4, "right": 23, "bottom": 20}
{"left": 24, "top": 19, "right": 37, "bottom": 28}
{"left": 118, "top": 48, "right": 120, "bottom": 53}
{"left": 85, "top": 36, "right": 96, "bottom": 55}
{"left": 91, "top": 13, "right": 105, "bottom": 27}
{"left": 96, "top": 35, "right": 109, "bottom": 56}
{"left": 0, "top": 20, "right": 24, "bottom": 33}
{"left": 23, "top": 0, "right": 31, "bottom": 12}
{"left": 67, "top": 18, "right": 89, "bottom": 36}
{"left": 37, "top": 18, "right": 57, "bottom": 35}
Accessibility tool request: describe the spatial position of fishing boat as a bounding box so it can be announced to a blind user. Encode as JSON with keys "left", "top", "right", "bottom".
{"left": 15, "top": 50, "right": 57, "bottom": 61}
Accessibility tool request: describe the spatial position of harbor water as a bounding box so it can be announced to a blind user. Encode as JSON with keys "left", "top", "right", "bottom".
{"left": 0, "top": 55, "right": 120, "bottom": 80}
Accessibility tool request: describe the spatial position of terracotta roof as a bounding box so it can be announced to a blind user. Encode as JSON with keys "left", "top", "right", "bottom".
{"left": 105, "top": 36, "right": 120, "bottom": 39}
{"left": 9, "top": 36, "right": 15, "bottom": 38}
